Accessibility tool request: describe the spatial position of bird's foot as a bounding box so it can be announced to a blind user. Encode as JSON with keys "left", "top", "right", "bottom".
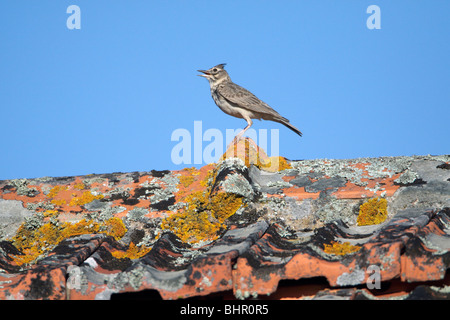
{"left": 226, "top": 135, "right": 243, "bottom": 149}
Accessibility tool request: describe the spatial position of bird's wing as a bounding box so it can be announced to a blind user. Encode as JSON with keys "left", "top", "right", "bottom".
{"left": 216, "top": 82, "right": 282, "bottom": 118}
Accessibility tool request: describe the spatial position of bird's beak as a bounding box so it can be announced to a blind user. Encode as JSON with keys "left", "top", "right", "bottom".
{"left": 197, "top": 69, "right": 210, "bottom": 78}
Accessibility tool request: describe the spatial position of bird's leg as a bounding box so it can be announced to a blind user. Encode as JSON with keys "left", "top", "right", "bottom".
{"left": 231, "top": 118, "right": 252, "bottom": 145}
{"left": 226, "top": 120, "right": 251, "bottom": 150}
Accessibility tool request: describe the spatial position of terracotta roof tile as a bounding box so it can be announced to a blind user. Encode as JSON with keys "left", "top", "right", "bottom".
{"left": 0, "top": 138, "right": 449, "bottom": 300}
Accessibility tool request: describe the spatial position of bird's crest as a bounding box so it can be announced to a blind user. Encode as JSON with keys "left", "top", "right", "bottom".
{"left": 214, "top": 63, "right": 227, "bottom": 69}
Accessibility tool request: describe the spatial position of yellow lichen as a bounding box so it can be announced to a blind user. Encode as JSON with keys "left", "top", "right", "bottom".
{"left": 179, "top": 175, "right": 195, "bottom": 188}
{"left": 47, "top": 185, "right": 68, "bottom": 199}
{"left": 10, "top": 216, "right": 127, "bottom": 266}
{"left": 257, "top": 156, "right": 292, "bottom": 172}
{"left": 58, "top": 219, "right": 100, "bottom": 240}
{"left": 323, "top": 241, "right": 361, "bottom": 255}
{"left": 51, "top": 199, "right": 67, "bottom": 206}
{"left": 110, "top": 242, "right": 151, "bottom": 260}
{"left": 161, "top": 166, "right": 245, "bottom": 244}
{"left": 161, "top": 191, "right": 244, "bottom": 244}
{"left": 43, "top": 210, "right": 59, "bottom": 218}
{"left": 357, "top": 198, "right": 388, "bottom": 226}
{"left": 73, "top": 182, "right": 86, "bottom": 190}
{"left": 182, "top": 167, "right": 201, "bottom": 176}
{"left": 101, "top": 217, "right": 128, "bottom": 240}
{"left": 199, "top": 165, "right": 217, "bottom": 188}
{"left": 69, "top": 191, "right": 104, "bottom": 206}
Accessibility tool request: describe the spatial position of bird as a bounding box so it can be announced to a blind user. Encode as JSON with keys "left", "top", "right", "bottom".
{"left": 197, "top": 63, "right": 302, "bottom": 142}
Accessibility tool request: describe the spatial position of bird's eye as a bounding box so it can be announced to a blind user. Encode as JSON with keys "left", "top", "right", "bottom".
{"left": 212, "top": 68, "right": 217, "bottom": 72}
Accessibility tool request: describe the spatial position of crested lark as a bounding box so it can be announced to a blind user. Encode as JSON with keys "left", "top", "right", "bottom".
{"left": 198, "top": 63, "right": 302, "bottom": 141}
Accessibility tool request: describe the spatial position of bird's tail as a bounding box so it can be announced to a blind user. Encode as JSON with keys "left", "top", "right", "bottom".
{"left": 276, "top": 117, "right": 303, "bottom": 137}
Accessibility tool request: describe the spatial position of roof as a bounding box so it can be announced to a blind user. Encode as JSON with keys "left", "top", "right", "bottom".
{"left": 0, "top": 138, "right": 449, "bottom": 300}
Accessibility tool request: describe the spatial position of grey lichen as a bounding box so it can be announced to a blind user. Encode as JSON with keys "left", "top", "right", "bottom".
{"left": 289, "top": 156, "right": 443, "bottom": 188}
{"left": 104, "top": 187, "right": 131, "bottom": 200}
{"left": 220, "top": 173, "right": 253, "bottom": 199}
{"left": 149, "top": 173, "right": 180, "bottom": 205}
{"left": 126, "top": 207, "right": 150, "bottom": 224}
{"left": 26, "top": 201, "right": 55, "bottom": 211}
{"left": 23, "top": 211, "right": 45, "bottom": 230}
{"left": 109, "top": 264, "right": 187, "bottom": 293}
{"left": 136, "top": 228, "right": 162, "bottom": 247}
{"left": 261, "top": 195, "right": 288, "bottom": 216}
{"left": 82, "top": 177, "right": 107, "bottom": 188}
{"left": 85, "top": 204, "right": 126, "bottom": 223}
{"left": 290, "top": 159, "right": 368, "bottom": 187}
{"left": 167, "top": 201, "right": 188, "bottom": 212}
{"left": 10, "top": 179, "right": 39, "bottom": 197}
{"left": 314, "top": 196, "right": 360, "bottom": 225}
{"left": 200, "top": 275, "right": 212, "bottom": 287}
{"left": 336, "top": 268, "right": 365, "bottom": 286}
{"left": 218, "top": 157, "right": 247, "bottom": 173}
{"left": 234, "top": 289, "right": 259, "bottom": 300}
{"left": 99, "top": 205, "right": 126, "bottom": 222}
{"left": 109, "top": 265, "right": 145, "bottom": 291}
{"left": 394, "top": 169, "right": 420, "bottom": 185}
{"left": 266, "top": 180, "right": 293, "bottom": 189}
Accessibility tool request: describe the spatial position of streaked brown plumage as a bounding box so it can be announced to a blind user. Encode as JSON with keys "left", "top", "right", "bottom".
{"left": 198, "top": 63, "right": 302, "bottom": 140}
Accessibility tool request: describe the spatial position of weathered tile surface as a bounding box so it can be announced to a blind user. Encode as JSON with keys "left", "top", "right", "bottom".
{"left": 0, "top": 138, "right": 449, "bottom": 299}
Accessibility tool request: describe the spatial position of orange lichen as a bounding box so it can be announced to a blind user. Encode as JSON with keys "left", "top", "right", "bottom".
{"left": 220, "top": 138, "right": 291, "bottom": 172}
{"left": 220, "top": 138, "right": 266, "bottom": 168}
{"left": 110, "top": 242, "right": 151, "bottom": 260}
{"left": 323, "top": 241, "right": 361, "bottom": 255}
{"left": 69, "top": 191, "right": 104, "bottom": 206}
{"left": 357, "top": 198, "right": 388, "bottom": 226}
{"left": 10, "top": 215, "right": 127, "bottom": 266}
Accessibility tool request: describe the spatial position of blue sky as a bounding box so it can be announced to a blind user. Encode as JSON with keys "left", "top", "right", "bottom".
{"left": 1, "top": 1, "right": 449, "bottom": 180}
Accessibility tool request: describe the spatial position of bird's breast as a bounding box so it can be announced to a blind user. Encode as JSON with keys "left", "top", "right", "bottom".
{"left": 210, "top": 89, "right": 244, "bottom": 118}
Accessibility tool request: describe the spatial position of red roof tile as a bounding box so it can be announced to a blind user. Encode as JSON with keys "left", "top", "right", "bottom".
{"left": 0, "top": 138, "right": 449, "bottom": 300}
